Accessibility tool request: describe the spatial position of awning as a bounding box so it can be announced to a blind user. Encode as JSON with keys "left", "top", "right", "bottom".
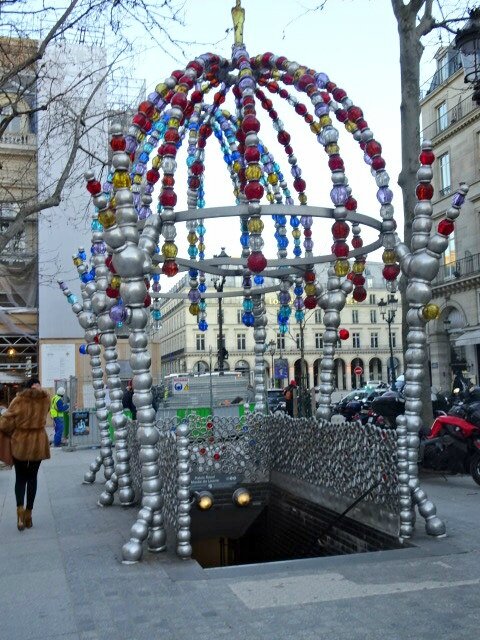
{"left": 454, "top": 328, "right": 480, "bottom": 347}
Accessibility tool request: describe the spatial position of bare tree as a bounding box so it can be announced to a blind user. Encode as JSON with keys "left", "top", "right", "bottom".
{"left": 0, "top": 0, "right": 187, "bottom": 253}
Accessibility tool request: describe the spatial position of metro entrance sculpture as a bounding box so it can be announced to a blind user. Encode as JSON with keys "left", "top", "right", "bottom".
{"left": 59, "top": 2, "right": 468, "bottom": 563}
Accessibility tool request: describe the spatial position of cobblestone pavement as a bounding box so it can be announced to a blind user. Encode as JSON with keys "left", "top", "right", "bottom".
{"left": 1, "top": 448, "right": 480, "bottom": 640}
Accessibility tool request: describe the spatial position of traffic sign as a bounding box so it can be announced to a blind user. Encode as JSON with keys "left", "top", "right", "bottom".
{"left": 354, "top": 366, "right": 363, "bottom": 376}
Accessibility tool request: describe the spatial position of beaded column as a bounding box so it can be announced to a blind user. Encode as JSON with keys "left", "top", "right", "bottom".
{"left": 175, "top": 422, "right": 192, "bottom": 558}
{"left": 394, "top": 141, "right": 468, "bottom": 537}
{"left": 252, "top": 293, "right": 267, "bottom": 413}
{"left": 316, "top": 268, "right": 353, "bottom": 419}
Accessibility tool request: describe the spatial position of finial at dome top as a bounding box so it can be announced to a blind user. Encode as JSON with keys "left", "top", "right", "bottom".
{"left": 231, "top": 0, "right": 245, "bottom": 45}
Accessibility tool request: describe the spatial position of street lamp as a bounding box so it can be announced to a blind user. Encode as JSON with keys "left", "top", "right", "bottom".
{"left": 267, "top": 339, "right": 276, "bottom": 388}
{"left": 455, "top": 8, "right": 480, "bottom": 105}
{"left": 212, "top": 247, "right": 229, "bottom": 376}
{"left": 378, "top": 294, "right": 398, "bottom": 389}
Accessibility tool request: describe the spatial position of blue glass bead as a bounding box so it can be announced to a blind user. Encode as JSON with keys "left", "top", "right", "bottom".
{"left": 152, "top": 309, "right": 161, "bottom": 321}
{"left": 189, "top": 269, "right": 198, "bottom": 278}
{"left": 138, "top": 152, "right": 149, "bottom": 163}
{"left": 240, "top": 233, "right": 250, "bottom": 247}
{"left": 232, "top": 150, "right": 241, "bottom": 160}
{"left": 198, "top": 319, "right": 208, "bottom": 332}
{"left": 199, "top": 301, "right": 207, "bottom": 311}
{"left": 258, "top": 144, "right": 264, "bottom": 153}
{"left": 186, "top": 156, "right": 195, "bottom": 167}
{"left": 144, "top": 143, "right": 153, "bottom": 153}
{"left": 152, "top": 273, "right": 160, "bottom": 282}
{"left": 295, "top": 310, "right": 305, "bottom": 322}
{"left": 154, "top": 245, "right": 160, "bottom": 254}
{"left": 277, "top": 215, "right": 287, "bottom": 225}
{"left": 290, "top": 216, "right": 300, "bottom": 228}
{"left": 79, "top": 344, "right": 87, "bottom": 355}
{"left": 254, "top": 275, "right": 264, "bottom": 285}
{"left": 199, "top": 252, "right": 205, "bottom": 259}
{"left": 242, "top": 312, "right": 254, "bottom": 327}
{"left": 78, "top": 251, "right": 87, "bottom": 260}
{"left": 67, "top": 294, "right": 77, "bottom": 305}
{"left": 294, "top": 286, "right": 303, "bottom": 296}
{"left": 293, "top": 246, "right": 302, "bottom": 257}
{"left": 199, "top": 283, "right": 207, "bottom": 293}
{"left": 198, "top": 199, "right": 205, "bottom": 208}
{"left": 278, "top": 236, "right": 289, "bottom": 249}
{"left": 279, "top": 324, "right": 289, "bottom": 334}
{"left": 188, "top": 246, "right": 199, "bottom": 258}
{"left": 196, "top": 224, "right": 206, "bottom": 235}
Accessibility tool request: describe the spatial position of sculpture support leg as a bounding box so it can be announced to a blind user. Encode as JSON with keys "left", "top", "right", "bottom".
{"left": 252, "top": 294, "right": 267, "bottom": 413}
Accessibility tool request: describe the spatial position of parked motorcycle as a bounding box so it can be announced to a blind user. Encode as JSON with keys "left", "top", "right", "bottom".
{"left": 371, "top": 386, "right": 480, "bottom": 485}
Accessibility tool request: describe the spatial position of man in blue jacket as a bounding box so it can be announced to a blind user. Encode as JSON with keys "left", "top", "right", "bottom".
{"left": 50, "top": 386, "right": 69, "bottom": 447}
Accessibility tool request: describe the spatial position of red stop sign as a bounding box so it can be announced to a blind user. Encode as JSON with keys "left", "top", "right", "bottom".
{"left": 354, "top": 366, "right": 363, "bottom": 376}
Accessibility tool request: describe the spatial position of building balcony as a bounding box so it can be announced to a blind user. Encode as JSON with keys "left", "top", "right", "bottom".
{"left": 0, "top": 132, "right": 36, "bottom": 148}
{"left": 433, "top": 252, "right": 480, "bottom": 290}
{"left": 420, "top": 51, "right": 462, "bottom": 99}
{"left": 420, "top": 94, "right": 478, "bottom": 142}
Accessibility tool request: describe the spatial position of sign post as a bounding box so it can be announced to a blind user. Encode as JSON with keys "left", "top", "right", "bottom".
{"left": 354, "top": 366, "right": 363, "bottom": 376}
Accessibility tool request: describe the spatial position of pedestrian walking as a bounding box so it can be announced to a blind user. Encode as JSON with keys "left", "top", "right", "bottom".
{"left": 122, "top": 380, "right": 137, "bottom": 420}
{"left": 283, "top": 380, "right": 297, "bottom": 417}
{"left": 0, "top": 377, "right": 50, "bottom": 531}
{"left": 50, "top": 386, "right": 69, "bottom": 447}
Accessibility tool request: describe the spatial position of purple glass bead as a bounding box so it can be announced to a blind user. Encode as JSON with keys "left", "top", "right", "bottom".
{"left": 92, "top": 242, "right": 106, "bottom": 255}
{"left": 291, "top": 166, "right": 302, "bottom": 178}
{"left": 286, "top": 196, "right": 294, "bottom": 206}
{"left": 303, "top": 238, "right": 314, "bottom": 251}
{"left": 238, "top": 76, "right": 255, "bottom": 91}
{"left": 301, "top": 215, "right": 313, "bottom": 227}
{"left": 279, "top": 291, "right": 291, "bottom": 304}
{"left": 133, "top": 194, "right": 141, "bottom": 208}
{"left": 125, "top": 135, "right": 137, "bottom": 154}
{"left": 135, "top": 163, "right": 146, "bottom": 176}
{"left": 138, "top": 206, "right": 151, "bottom": 220}
{"left": 377, "top": 187, "right": 394, "bottom": 205}
{"left": 314, "top": 103, "right": 329, "bottom": 117}
{"left": 452, "top": 192, "right": 465, "bottom": 207}
{"left": 330, "top": 185, "right": 348, "bottom": 206}
{"left": 294, "top": 298, "right": 305, "bottom": 310}
{"left": 59, "top": 281, "right": 68, "bottom": 291}
{"left": 363, "top": 152, "right": 372, "bottom": 166}
{"left": 315, "top": 72, "right": 329, "bottom": 88}
{"left": 148, "top": 92, "right": 159, "bottom": 103}
{"left": 109, "top": 304, "right": 126, "bottom": 323}
{"left": 152, "top": 283, "right": 161, "bottom": 292}
{"left": 188, "top": 289, "right": 201, "bottom": 303}
{"left": 144, "top": 184, "right": 154, "bottom": 195}
{"left": 264, "top": 162, "right": 274, "bottom": 173}
{"left": 103, "top": 182, "right": 112, "bottom": 194}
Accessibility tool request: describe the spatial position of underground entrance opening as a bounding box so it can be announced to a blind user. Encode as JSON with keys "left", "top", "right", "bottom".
{"left": 190, "top": 485, "right": 405, "bottom": 569}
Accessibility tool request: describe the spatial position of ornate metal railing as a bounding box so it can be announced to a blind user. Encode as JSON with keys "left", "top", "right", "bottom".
{"left": 421, "top": 94, "right": 477, "bottom": 142}
{"left": 434, "top": 251, "right": 480, "bottom": 286}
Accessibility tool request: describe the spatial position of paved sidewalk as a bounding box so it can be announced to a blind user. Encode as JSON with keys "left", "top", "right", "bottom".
{"left": 1, "top": 448, "right": 480, "bottom": 640}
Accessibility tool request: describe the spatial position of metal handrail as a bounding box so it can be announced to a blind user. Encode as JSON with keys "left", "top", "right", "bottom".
{"left": 421, "top": 94, "right": 477, "bottom": 141}
{"left": 434, "top": 252, "right": 480, "bottom": 285}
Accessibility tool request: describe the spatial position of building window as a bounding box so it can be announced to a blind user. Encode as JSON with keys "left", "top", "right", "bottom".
{"left": 444, "top": 231, "right": 456, "bottom": 278}
{"left": 437, "top": 101, "right": 448, "bottom": 132}
{"left": 352, "top": 332, "right": 360, "bottom": 348}
{"left": 369, "top": 293, "right": 376, "bottom": 305}
{"left": 237, "top": 333, "right": 246, "bottom": 350}
{"left": 295, "top": 333, "right": 301, "bottom": 349}
{"left": 439, "top": 152, "right": 451, "bottom": 196}
{"left": 336, "top": 338, "right": 342, "bottom": 349}
{"left": 196, "top": 334, "right": 205, "bottom": 351}
{"left": 370, "top": 309, "right": 377, "bottom": 324}
{"left": 277, "top": 334, "right": 285, "bottom": 350}
{"left": 391, "top": 332, "right": 397, "bottom": 349}
{"left": 315, "top": 309, "right": 322, "bottom": 323}
{"left": 438, "top": 52, "right": 448, "bottom": 83}
{"left": 352, "top": 310, "right": 359, "bottom": 324}
{"left": 370, "top": 332, "right": 378, "bottom": 348}
{"left": 237, "top": 309, "right": 243, "bottom": 324}
{"left": 315, "top": 333, "right": 323, "bottom": 349}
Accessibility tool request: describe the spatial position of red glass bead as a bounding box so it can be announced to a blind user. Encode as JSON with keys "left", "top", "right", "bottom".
{"left": 188, "top": 176, "right": 200, "bottom": 189}
{"left": 214, "top": 92, "right": 225, "bottom": 105}
{"left": 277, "top": 130, "right": 291, "bottom": 145}
{"left": 279, "top": 88, "right": 289, "bottom": 99}
{"left": 178, "top": 75, "right": 194, "bottom": 89}
{"left": 419, "top": 150, "right": 435, "bottom": 165}
{"left": 352, "top": 274, "right": 365, "bottom": 286}
{"left": 333, "top": 242, "right": 349, "bottom": 258}
{"left": 438, "top": 219, "right": 454, "bottom": 236}
{"left": 345, "top": 196, "right": 357, "bottom": 211}
{"left": 356, "top": 118, "right": 368, "bottom": 131}
{"left": 304, "top": 295, "right": 317, "bottom": 309}
{"left": 247, "top": 251, "right": 267, "bottom": 273}
{"left": 262, "top": 52, "right": 273, "bottom": 66}
{"left": 171, "top": 70, "right": 183, "bottom": 80}
{"left": 382, "top": 264, "right": 400, "bottom": 281}
{"left": 304, "top": 229, "right": 312, "bottom": 238}
{"left": 160, "top": 143, "right": 177, "bottom": 157}
{"left": 365, "top": 140, "right": 382, "bottom": 157}
{"left": 267, "top": 81, "right": 279, "bottom": 93}
{"left": 328, "top": 155, "right": 345, "bottom": 171}
{"left": 86, "top": 180, "right": 101, "bottom": 195}
{"left": 164, "top": 129, "right": 180, "bottom": 143}
{"left": 198, "top": 137, "right": 206, "bottom": 149}
{"left": 244, "top": 146, "right": 260, "bottom": 162}
{"left": 190, "top": 90, "right": 202, "bottom": 104}
{"left": 244, "top": 181, "right": 264, "bottom": 200}
{"left": 184, "top": 103, "right": 194, "bottom": 118}
{"left": 132, "top": 113, "right": 147, "bottom": 129}
{"left": 332, "top": 221, "right": 350, "bottom": 240}
{"left": 199, "top": 124, "right": 212, "bottom": 138}
{"left": 144, "top": 294, "right": 151, "bottom": 307}
{"left": 190, "top": 161, "right": 204, "bottom": 176}
{"left": 371, "top": 156, "right": 386, "bottom": 171}
{"left": 187, "top": 60, "right": 203, "bottom": 75}
{"left": 352, "top": 286, "right": 367, "bottom": 302}
{"left": 347, "top": 106, "right": 363, "bottom": 121}
{"left": 106, "top": 286, "right": 119, "bottom": 298}
{"left": 416, "top": 183, "right": 434, "bottom": 200}
{"left": 160, "top": 189, "right": 177, "bottom": 207}
{"left": 305, "top": 114, "right": 314, "bottom": 124}
{"left": 347, "top": 272, "right": 354, "bottom": 281}
{"left": 138, "top": 101, "right": 155, "bottom": 118}
{"left": 162, "top": 175, "right": 175, "bottom": 187}
{"left": 304, "top": 271, "right": 316, "bottom": 283}
{"left": 335, "top": 109, "right": 348, "bottom": 123}
{"left": 233, "top": 85, "right": 241, "bottom": 99}
{"left": 293, "top": 177, "right": 306, "bottom": 193}
{"left": 242, "top": 115, "right": 260, "bottom": 134}
{"left": 351, "top": 236, "right": 363, "bottom": 249}
{"left": 261, "top": 98, "right": 273, "bottom": 110}
{"left": 295, "top": 103, "right": 307, "bottom": 116}
{"left": 339, "top": 329, "right": 350, "bottom": 340}
{"left": 276, "top": 56, "right": 287, "bottom": 69}
{"left": 268, "top": 109, "right": 278, "bottom": 120}
{"left": 332, "top": 87, "right": 347, "bottom": 101}
{"left": 110, "top": 137, "right": 126, "bottom": 151}
{"left": 326, "top": 82, "right": 336, "bottom": 92}
{"left": 296, "top": 74, "right": 315, "bottom": 91}
{"left": 236, "top": 129, "right": 246, "bottom": 144}
{"left": 105, "top": 256, "right": 115, "bottom": 273}
{"left": 213, "top": 452, "right": 221, "bottom": 461}
{"left": 284, "top": 145, "right": 293, "bottom": 155}
{"left": 283, "top": 74, "right": 294, "bottom": 85}
{"left": 146, "top": 169, "right": 159, "bottom": 184}
{"left": 94, "top": 335, "right": 100, "bottom": 344}
{"left": 162, "top": 260, "right": 179, "bottom": 277}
